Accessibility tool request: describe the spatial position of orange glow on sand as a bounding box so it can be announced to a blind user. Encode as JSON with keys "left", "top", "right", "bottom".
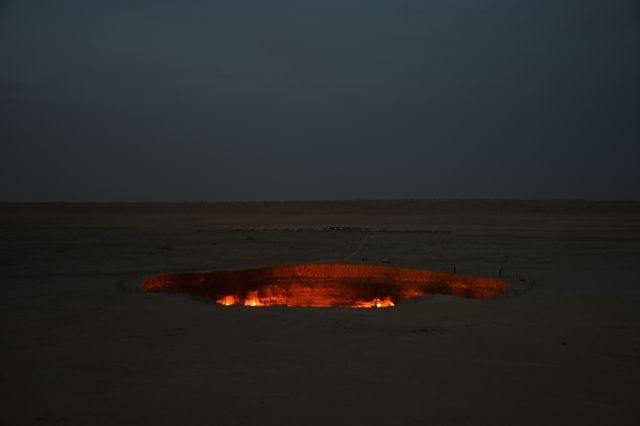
{"left": 140, "top": 263, "right": 509, "bottom": 308}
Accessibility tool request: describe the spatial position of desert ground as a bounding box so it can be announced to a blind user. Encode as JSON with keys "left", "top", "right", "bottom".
{"left": 1, "top": 200, "right": 639, "bottom": 426}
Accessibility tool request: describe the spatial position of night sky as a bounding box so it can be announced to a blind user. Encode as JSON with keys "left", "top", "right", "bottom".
{"left": 1, "top": 0, "right": 639, "bottom": 201}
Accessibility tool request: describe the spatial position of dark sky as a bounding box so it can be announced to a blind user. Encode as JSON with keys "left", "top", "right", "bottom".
{"left": 1, "top": 0, "right": 639, "bottom": 201}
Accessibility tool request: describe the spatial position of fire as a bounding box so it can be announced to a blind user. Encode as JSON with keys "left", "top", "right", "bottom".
{"left": 352, "top": 297, "right": 395, "bottom": 309}
{"left": 243, "top": 291, "right": 265, "bottom": 307}
{"left": 140, "top": 263, "right": 509, "bottom": 309}
{"left": 217, "top": 295, "right": 237, "bottom": 306}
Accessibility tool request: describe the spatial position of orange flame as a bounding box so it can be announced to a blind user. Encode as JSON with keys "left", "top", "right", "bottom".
{"left": 141, "top": 263, "right": 509, "bottom": 308}
{"left": 352, "top": 297, "right": 395, "bottom": 309}
{"left": 217, "top": 295, "right": 238, "bottom": 306}
{"left": 242, "top": 291, "right": 265, "bottom": 307}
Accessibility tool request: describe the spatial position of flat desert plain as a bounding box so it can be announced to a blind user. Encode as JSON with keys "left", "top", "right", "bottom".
{"left": 1, "top": 200, "right": 639, "bottom": 426}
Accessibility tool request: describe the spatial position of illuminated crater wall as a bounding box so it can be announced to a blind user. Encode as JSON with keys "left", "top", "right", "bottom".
{"left": 140, "top": 264, "right": 509, "bottom": 308}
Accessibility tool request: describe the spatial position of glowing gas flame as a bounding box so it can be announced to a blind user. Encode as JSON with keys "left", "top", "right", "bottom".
{"left": 242, "top": 291, "right": 265, "bottom": 307}
{"left": 217, "top": 295, "right": 237, "bottom": 306}
{"left": 352, "top": 297, "right": 395, "bottom": 309}
{"left": 140, "top": 264, "right": 509, "bottom": 308}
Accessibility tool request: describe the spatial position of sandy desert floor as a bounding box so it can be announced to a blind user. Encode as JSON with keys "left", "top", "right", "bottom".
{"left": 1, "top": 200, "right": 639, "bottom": 425}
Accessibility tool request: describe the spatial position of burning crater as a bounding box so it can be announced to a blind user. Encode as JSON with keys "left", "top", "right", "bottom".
{"left": 140, "top": 264, "right": 509, "bottom": 308}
